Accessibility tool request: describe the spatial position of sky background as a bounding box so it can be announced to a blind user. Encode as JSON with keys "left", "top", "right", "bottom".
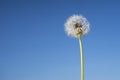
{"left": 0, "top": 0, "right": 120, "bottom": 80}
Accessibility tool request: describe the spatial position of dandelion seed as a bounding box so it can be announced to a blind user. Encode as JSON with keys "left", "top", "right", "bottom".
{"left": 64, "top": 14, "right": 90, "bottom": 38}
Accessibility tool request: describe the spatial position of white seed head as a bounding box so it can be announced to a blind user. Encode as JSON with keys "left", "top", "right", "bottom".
{"left": 64, "top": 14, "right": 90, "bottom": 38}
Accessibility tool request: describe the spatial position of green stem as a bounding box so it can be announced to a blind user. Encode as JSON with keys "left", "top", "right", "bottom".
{"left": 78, "top": 35, "right": 84, "bottom": 80}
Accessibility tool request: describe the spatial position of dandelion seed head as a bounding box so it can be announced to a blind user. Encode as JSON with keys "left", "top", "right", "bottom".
{"left": 64, "top": 14, "right": 90, "bottom": 38}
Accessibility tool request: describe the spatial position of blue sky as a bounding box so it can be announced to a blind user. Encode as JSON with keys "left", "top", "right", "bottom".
{"left": 0, "top": 0, "right": 120, "bottom": 80}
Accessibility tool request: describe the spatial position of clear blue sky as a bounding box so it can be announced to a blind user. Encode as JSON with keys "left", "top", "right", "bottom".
{"left": 0, "top": 0, "right": 120, "bottom": 80}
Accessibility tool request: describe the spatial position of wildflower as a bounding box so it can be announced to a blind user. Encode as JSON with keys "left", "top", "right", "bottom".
{"left": 64, "top": 14, "right": 90, "bottom": 80}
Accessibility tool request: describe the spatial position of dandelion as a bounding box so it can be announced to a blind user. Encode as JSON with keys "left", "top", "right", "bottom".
{"left": 64, "top": 14, "right": 90, "bottom": 80}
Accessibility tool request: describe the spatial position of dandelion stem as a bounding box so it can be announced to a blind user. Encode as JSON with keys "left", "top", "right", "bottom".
{"left": 78, "top": 34, "right": 84, "bottom": 80}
